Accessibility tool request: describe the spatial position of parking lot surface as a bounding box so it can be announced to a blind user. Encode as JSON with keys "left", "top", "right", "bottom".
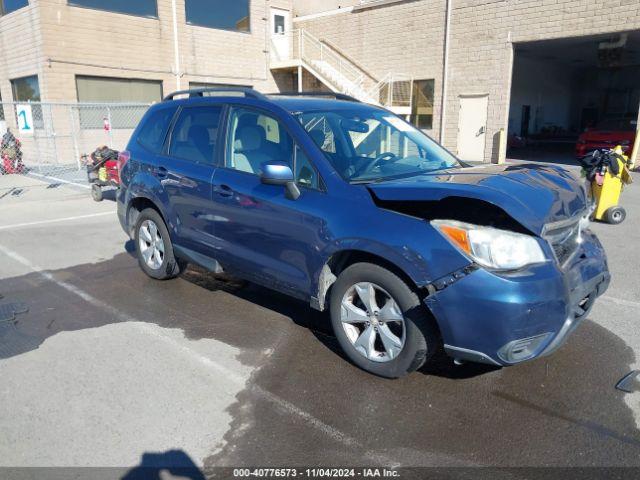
{"left": 1, "top": 172, "right": 640, "bottom": 474}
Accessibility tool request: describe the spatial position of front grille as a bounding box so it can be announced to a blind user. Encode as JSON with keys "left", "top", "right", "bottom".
{"left": 543, "top": 216, "right": 583, "bottom": 266}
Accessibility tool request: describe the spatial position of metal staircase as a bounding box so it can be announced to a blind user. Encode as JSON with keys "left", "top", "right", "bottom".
{"left": 270, "top": 29, "right": 413, "bottom": 114}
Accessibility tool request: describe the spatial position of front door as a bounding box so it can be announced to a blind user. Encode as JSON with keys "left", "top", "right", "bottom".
{"left": 210, "top": 105, "right": 324, "bottom": 299}
{"left": 457, "top": 94, "right": 489, "bottom": 161}
{"left": 159, "top": 104, "right": 223, "bottom": 254}
{"left": 270, "top": 8, "right": 291, "bottom": 62}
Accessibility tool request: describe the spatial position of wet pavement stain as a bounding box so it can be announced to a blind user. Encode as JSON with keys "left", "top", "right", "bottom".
{"left": 0, "top": 249, "right": 639, "bottom": 468}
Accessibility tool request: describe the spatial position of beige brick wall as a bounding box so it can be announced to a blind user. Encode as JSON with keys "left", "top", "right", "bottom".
{"left": 0, "top": 2, "right": 44, "bottom": 118}
{"left": 444, "top": 0, "right": 640, "bottom": 161}
{"left": 3, "top": 0, "right": 639, "bottom": 163}
{"left": 2, "top": 0, "right": 293, "bottom": 104}
{"left": 295, "top": 0, "right": 447, "bottom": 136}
{"left": 294, "top": 0, "right": 640, "bottom": 161}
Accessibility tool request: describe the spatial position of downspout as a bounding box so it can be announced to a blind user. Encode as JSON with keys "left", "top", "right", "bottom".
{"left": 439, "top": 0, "right": 452, "bottom": 144}
{"left": 171, "top": 0, "right": 182, "bottom": 90}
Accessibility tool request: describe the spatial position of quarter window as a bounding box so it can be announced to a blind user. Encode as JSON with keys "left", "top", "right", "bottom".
{"left": 67, "top": 0, "right": 157, "bottom": 18}
{"left": 169, "top": 106, "right": 222, "bottom": 164}
{"left": 137, "top": 108, "right": 176, "bottom": 154}
{"left": 185, "top": 0, "right": 250, "bottom": 32}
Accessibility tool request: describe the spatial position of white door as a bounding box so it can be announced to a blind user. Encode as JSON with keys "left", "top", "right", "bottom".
{"left": 270, "top": 8, "right": 291, "bottom": 62}
{"left": 457, "top": 95, "right": 489, "bottom": 161}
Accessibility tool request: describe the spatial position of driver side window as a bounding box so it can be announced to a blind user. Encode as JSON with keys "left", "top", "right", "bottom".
{"left": 226, "top": 107, "right": 321, "bottom": 189}
{"left": 226, "top": 107, "right": 293, "bottom": 175}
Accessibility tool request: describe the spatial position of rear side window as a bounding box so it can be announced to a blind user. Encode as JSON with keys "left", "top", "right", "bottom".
{"left": 137, "top": 108, "right": 175, "bottom": 153}
{"left": 169, "top": 106, "right": 222, "bottom": 164}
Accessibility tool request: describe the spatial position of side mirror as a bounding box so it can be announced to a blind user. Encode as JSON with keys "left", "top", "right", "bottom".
{"left": 260, "top": 162, "right": 300, "bottom": 200}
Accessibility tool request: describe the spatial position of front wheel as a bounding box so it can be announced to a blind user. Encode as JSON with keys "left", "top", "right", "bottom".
{"left": 329, "top": 263, "right": 441, "bottom": 378}
{"left": 134, "top": 208, "right": 185, "bottom": 280}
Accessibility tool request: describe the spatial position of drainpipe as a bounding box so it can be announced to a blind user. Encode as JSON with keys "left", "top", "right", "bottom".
{"left": 439, "top": 0, "right": 452, "bottom": 144}
{"left": 171, "top": 0, "right": 182, "bottom": 90}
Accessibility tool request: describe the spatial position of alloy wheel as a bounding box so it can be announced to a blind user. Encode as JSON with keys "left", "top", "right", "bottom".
{"left": 340, "top": 282, "right": 406, "bottom": 362}
{"left": 138, "top": 219, "right": 165, "bottom": 270}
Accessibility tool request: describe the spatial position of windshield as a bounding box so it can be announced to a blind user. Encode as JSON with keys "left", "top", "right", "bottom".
{"left": 296, "top": 106, "right": 460, "bottom": 183}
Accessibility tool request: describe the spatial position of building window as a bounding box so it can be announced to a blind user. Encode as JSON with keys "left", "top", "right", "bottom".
{"left": 68, "top": 0, "right": 157, "bottom": 18}
{"left": 11, "top": 75, "right": 42, "bottom": 128}
{"left": 410, "top": 79, "right": 435, "bottom": 130}
{"left": 185, "top": 0, "right": 250, "bottom": 32}
{"left": 1, "top": 0, "right": 28, "bottom": 15}
{"left": 76, "top": 76, "right": 162, "bottom": 128}
{"left": 11, "top": 75, "right": 40, "bottom": 103}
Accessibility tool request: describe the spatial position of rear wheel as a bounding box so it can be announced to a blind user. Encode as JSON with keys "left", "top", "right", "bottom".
{"left": 329, "top": 263, "right": 440, "bottom": 378}
{"left": 134, "top": 208, "right": 185, "bottom": 280}
{"left": 91, "top": 184, "right": 103, "bottom": 202}
{"left": 604, "top": 206, "right": 626, "bottom": 225}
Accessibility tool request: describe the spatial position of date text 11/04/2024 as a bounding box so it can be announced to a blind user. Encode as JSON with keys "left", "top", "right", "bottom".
{"left": 232, "top": 468, "right": 400, "bottom": 477}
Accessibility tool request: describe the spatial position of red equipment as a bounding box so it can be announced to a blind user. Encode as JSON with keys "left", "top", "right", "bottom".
{"left": 85, "top": 146, "right": 125, "bottom": 201}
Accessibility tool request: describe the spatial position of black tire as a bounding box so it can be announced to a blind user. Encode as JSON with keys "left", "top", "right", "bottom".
{"left": 329, "top": 262, "right": 441, "bottom": 378}
{"left": 604, "top": 206, "right": 626, "bottom": 225}
{"left": 134, "top": 208, "right": 185, "bottom": 280}
{"left": 91, "top": 184, "right": 103, "bottom": 202}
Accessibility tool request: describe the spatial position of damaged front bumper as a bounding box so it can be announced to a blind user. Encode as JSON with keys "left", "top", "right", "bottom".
{"left": 425, "top": 229, "right": 610, "bottom": 366}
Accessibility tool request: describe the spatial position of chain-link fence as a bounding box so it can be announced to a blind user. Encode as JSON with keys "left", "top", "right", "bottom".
{"left": 0, "top": 101, "right": 150, "bottom": 184}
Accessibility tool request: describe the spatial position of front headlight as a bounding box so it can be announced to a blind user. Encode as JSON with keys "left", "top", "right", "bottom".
{"left": 431, "top": 220, "right": 547, "bottom": 270}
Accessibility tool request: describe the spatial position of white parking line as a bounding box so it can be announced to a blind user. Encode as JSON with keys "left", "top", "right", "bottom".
{"left": 601, "top": 295, "right": 640, "bottom": 309}
{"left": 0, "top": 243, "right": 401, "bottom": 467}
{"left": 0, "top": 212, "right": 115, "bottom": 231}
{"left": 29, "top": 172, "right": 91, "bottom": 189}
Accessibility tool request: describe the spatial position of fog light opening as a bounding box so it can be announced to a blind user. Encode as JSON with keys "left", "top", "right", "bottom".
{"left": 498, "top": 333, "right": 553, "bottom": 363}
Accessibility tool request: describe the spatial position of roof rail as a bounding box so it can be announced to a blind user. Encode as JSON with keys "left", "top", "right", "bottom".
{"left": 269, "top": 91, "right": 361, "bottom": 103}
{"left": 163, "top": 87, "right": 268, "bottom": 101}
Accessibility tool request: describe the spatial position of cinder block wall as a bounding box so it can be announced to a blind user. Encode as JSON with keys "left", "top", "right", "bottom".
{"left": 444, "top": 0, "right": 640, "bottom": 162}
{"left": 3, "top": 0, "right": 293, "bottom": 105}
{"left": 0, "top": 2, "right": 44, "bottom": 126}
{"left": 293, "top": 0, "right": 640, "bottom": 162}
{"left": 295, "top": 0, "right": 448, "bottom": 139}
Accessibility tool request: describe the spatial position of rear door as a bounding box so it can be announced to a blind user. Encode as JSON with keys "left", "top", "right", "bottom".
{"left": 157, "top": 104, "right": 223, "bottom": 255}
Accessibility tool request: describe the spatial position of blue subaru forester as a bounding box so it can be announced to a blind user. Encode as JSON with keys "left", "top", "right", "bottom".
{"left": 116, "top": 87, "right": 610, "bottom": 378}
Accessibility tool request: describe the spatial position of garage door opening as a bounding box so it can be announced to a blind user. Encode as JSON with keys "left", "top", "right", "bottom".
{"left": 508, "top": 31, "right": 640, "bottom": 165}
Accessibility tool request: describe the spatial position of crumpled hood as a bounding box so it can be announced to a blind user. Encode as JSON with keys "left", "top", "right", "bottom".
{"left": 367, "top": 163, "right": 588, "bottom": 235}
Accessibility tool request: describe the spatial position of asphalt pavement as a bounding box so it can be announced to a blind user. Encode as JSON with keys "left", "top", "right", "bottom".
{"left": 0, "top": 172, "right": 639, "bottom": 477}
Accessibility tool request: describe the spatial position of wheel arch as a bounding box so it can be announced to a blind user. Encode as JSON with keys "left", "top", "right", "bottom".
{"left": 313, "top": 248, "right": 426, "bottom": 312}
{"left": 126, "top": 195, "right": 169, "bottom": 239}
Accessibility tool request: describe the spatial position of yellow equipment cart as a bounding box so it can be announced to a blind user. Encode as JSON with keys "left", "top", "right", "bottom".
{"left": 591, "top": 146, "right": 633, "bottom": 224}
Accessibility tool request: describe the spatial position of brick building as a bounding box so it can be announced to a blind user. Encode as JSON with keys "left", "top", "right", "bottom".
{"left": 1, "top": 0, "right": 639, "bottom": 163}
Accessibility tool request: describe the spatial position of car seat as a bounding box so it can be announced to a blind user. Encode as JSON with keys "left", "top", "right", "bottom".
{"left": 233, "top": 126, "right": 272, "bottom": 173}
{"left": 188, "top": 125, "right": 213, "bottom": 162}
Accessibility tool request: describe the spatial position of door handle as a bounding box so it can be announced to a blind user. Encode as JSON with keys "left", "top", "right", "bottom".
{"left": 213, "top": 184, "right": 234, "bottom": 198}
{"left": 156, "top": 166, "right": 168, "bottom": 179}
